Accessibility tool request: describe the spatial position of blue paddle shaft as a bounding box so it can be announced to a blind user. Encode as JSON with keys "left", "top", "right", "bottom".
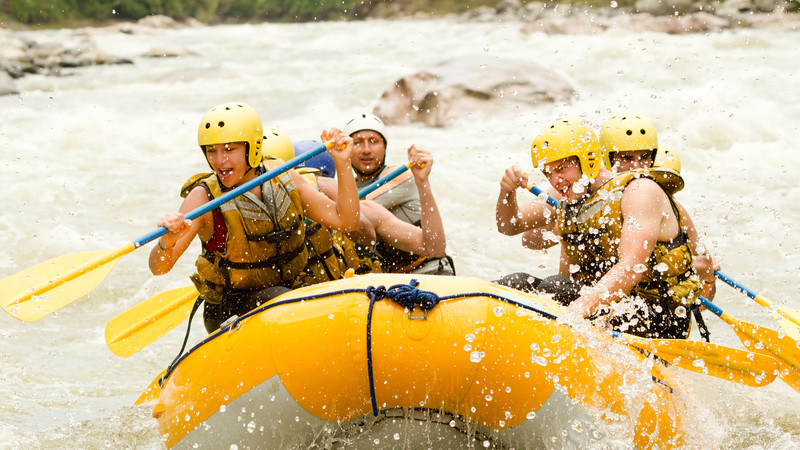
{"left": 133, "top": 142, "right": 329, "bottom": 247}
{"left": 699, "top": 296, "right": 723, "bottom": 317}
{"left": 358, "top": 164, "right": 411, "bottom": 199}
{"left": 715, "top": 270, "right": 758, "bottom": 300}
{"left": 527, "top": 185, "right": 559, "bottom": 208}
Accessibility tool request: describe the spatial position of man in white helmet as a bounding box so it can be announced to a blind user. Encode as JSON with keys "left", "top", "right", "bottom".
{"left": 319, "top": 112, "right": 455, "bottom": 275}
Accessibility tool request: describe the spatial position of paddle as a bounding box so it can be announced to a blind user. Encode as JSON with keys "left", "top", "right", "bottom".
{"left": 715, "top": 270, "right": 800, "bottom": 340}
{"left": 611, "top": 331, "right": 779, "bottom": 387}
{"left": 104, "top": 159, "right": 419, "bottom": 357}
{"left": 699, "top": 296, "right": 800, "bottom": 392}
{"left": 105, "top": 286, "right": 198, "bottom": 357}
{"left": 527, "top": 184, "right": 559, "bottom": 207}
{"left": 1, "top": 142, "right": 331, "bottom": 323}
{"left": 358, "top": 162, "right": 414, "bottom": 198}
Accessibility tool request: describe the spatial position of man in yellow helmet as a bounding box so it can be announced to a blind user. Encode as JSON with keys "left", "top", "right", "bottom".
{"left": 495, "top": 118, "right": 703, "bottom": 340}
{"left": 517, "top": 114, "right": 719, "bottom": 302}
{"left": 149, "top": 102, "right": 360, "bottom": 333}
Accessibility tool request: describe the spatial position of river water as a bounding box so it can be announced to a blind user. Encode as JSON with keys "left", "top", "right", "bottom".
{"left": 0, "top": 17, "right": 798, "bottom": 449}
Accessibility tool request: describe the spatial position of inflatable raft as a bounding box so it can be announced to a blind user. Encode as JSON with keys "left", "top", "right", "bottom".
{"left": 137, "top": 274, "right": 688, "bottom": 448}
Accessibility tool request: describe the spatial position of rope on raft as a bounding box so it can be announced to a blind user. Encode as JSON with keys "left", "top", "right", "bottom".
{"left": 365, "top": 279, "right": 441, "bottom": 416}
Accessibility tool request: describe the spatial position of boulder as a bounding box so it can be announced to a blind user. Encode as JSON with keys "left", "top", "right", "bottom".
{"left": 0, "top": 71, "right": 18, "bottom": 96}
{"left": 373, "top": 55, "right": 575, "bottom": 127}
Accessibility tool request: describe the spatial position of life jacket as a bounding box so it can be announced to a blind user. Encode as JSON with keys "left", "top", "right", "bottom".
{"left": 356, "top": 166, "right": 438, "bottom": 274}
{"left": 557, "top": 170, "right": 702, "bottom": 311}
{"left": 181, "top": 161, "right": 308, "bottom": 305}
{"left": 296, "top": 168, "right": 381, "bottom": 283}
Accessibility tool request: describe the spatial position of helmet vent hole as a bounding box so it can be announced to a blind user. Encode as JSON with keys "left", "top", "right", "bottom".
{"left": 626, "top": 130, "right": 633, "bottom": 136}
{"left": 218, "top": 121, "right": 225, "bottom": 128}
{"left": 204, "top": 123, "right": 210, "bottom": 129}
{"left": 639, "top": 129, "right": 646, "bottom": 135}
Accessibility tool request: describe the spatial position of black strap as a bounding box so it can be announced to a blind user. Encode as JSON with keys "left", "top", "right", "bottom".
{"left": 692, "top": 304, "right": 711, "bottom": 342}
{"left": 160, "top": 295, "right": 203, "bottom": 388}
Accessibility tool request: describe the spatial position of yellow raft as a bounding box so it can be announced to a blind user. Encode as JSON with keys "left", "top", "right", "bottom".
{"left": 138, "top": 274, "right": 688, "bottom": 448}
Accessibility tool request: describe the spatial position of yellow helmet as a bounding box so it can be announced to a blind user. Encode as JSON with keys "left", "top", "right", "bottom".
{"left": 531, "top": 118, "right": 602, "bottom": 179}
{"left": 651, "top": 145, "right": 684, "bottom": 194}
{"left": 198, "top": 102, "right": 263, "bottom": 168}
{"left": 600, "top": 114, "right": 658, "bottom": 168}
{"left": 262, "top": 128, "right": 294, "bottom": 162}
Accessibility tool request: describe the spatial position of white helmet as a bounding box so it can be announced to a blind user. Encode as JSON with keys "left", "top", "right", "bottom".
{"left": 343, "top": 112, "right": 387, "bottom": 146}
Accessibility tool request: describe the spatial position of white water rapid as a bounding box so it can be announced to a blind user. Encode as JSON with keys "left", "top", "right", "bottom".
{"left": 0, "top": 18, "right": 798, "bottom": 448}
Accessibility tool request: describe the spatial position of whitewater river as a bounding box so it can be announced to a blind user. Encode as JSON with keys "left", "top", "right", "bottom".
{"left": 1, "top": 17, "right": 798, "bottom": 448}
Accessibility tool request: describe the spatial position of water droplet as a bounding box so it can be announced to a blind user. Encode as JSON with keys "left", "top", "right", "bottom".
{"left": 505, "top": 386, "right": 512, "bottom": 393}
{"left": 464, "top": 344, "right": 472, "bottom": 352}
{"left": 465, "top": 333, "right": 476, "bottom": 342}
{"left": 230, "top": 445, "right": 238, "bottom": 450}
{"left": 393, "top": 433, "right": 400, "bottom": 440}
{"left": 485, "top": 394, "right": 493, "bottom": 401}
{"left": 527, "top": 411, "right": 537, "bottom": 420}
{"left": 542, "top": 348, "right": 551, "bottom": 357}
{"left": 692, "top": 359, "right": 705, "bottom": 368}
{"left": 633, "top": 264, "right": 648, "bottom": 274}
{"left": 247, "top": 421, "right": 256, "bottom": 433}
{"left": 610, "top": 0, "right": 618, "bottom": 7}
{"left": 483, "top": 440, "right": 491, "bottom": 447}
{"left": 675, "top": 306, "right": 687, "bottom": 318}
{"left": 493, "top": 306, "right": 505, "bottom": 317}
{"left": 470, "top": 351, "right": 484, "bottom": 363}
{"left": 653, "top": 262, "right": 669, "bottom": 273}
{"left": 328, "top": 313, "right": 334, "bottom": 319}
{"left": 449, "top": 420, "right": 456, "bottom": 427}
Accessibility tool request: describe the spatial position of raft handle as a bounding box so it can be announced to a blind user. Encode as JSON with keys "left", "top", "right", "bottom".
{"left": 407, "top": 306, "right": 428, "bottom": 320}
{"left": 220, "top": 315, "right": 240, "bottom": 332}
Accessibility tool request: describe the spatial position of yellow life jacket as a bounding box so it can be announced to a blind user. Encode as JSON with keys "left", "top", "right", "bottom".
{"left": 296, "top": 168, "right": 381, "bottom": 285}
{"left": 557, "top": 170, "right": 702, "bottom": 309}
{"left": 181, "top": 162, "right": 308, "bottom": 304}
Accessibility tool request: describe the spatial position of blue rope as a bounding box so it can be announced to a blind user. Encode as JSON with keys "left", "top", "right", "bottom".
{"left": 365, "top": 279, "right": 441, "bottom": 416}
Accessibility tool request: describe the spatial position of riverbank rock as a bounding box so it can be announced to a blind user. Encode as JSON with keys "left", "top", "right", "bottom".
{"left": 0, "top": 32, "right": 132, "bottom": 82}
{"left": 0, "top": 71, "right": 18, "bottom": 95}
{"left": 373, "top": 55, "right": 575, "bottom": 127}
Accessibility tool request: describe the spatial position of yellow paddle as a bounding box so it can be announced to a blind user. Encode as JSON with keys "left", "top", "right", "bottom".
{"left": 105, "top": 286, "right": 198, "bottom": 357}
{"left": 612, "top": 332, "right": 778, "bottom": 387}
{"left": 0, "top": 143, "right": 331, "bottom": 323}
{"left": 104, "top": 160, "right": 419, "bottom": 357}
{"left": 699, "top": 297, "right": 800, "bottom": 392}
{"left": 715, "top": 270, "right": 800, "bottom": 340}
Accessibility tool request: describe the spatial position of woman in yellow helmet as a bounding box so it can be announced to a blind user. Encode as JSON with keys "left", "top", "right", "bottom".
{"left": 495, "top": 118, "right": 703, "bottom": 340}
{"left": 148, "top": 102, "right": 360, "bottom": 332}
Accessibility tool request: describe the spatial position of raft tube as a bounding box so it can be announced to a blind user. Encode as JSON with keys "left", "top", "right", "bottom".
{"left": 139, "top": 274, "right": 687, "bottom": 448}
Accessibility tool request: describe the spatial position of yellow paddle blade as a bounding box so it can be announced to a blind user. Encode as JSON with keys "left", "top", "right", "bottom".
{"left": 622, "top": 335, "right": 779, "bottom": 387}
{"left": 0, "top": 244, "right": 135, "bottom": 322}
{"left": 105, "top": 286, "right": 198, "bottom": 358}
{"left": 723, "top": 313, "right": 800, "bottom": 392}
{"left": 135, "top": 369, "right": 167, "bottom": 405}
{"left": 775, "top": 306, "right": 800, "bottom": 341}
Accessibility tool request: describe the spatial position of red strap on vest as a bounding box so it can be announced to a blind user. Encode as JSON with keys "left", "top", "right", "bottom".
{"left": 204, "top": 208, "right": 227, "bottom": 253}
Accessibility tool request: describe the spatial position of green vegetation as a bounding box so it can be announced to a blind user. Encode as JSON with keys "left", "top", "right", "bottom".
{"left": 0, "top": 0, "right": 497, "bottom": 27}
